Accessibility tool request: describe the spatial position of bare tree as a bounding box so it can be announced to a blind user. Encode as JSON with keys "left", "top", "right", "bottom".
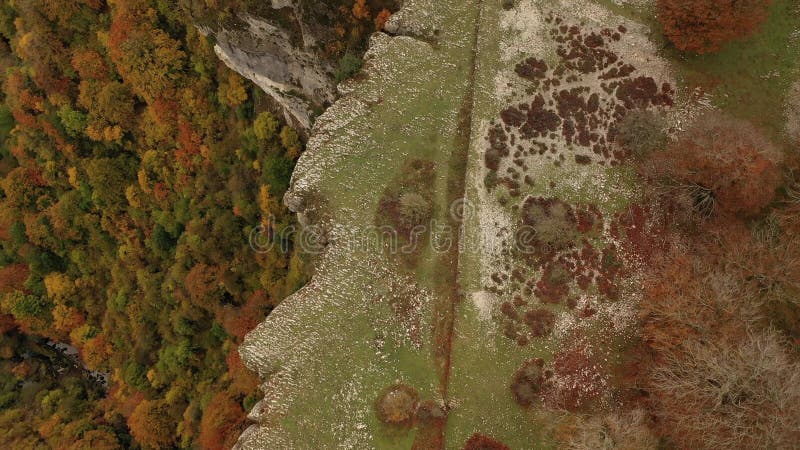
{"left": 641, "top": 236, "right": 800, "bottom": 449}
{"left": 551, "top": 409, "right": 659, "bottom": 450}
{"left": 650, "top": 329, "right": 800, "bottom": 450}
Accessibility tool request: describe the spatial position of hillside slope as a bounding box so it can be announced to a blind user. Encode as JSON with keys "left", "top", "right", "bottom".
{"left": 235, "top": 0, "right": 688, "bottom": 448}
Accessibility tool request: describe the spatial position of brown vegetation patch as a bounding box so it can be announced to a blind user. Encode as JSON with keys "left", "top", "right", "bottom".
{"left": 515, "top": 57, "right": 549, "bottom": 82}
{"left": 510, "top": 357, "right": 545, "bottom": 407}
{"left": 484, "top": 14, "right": 674, "bottom": 194}
{"left": 376, "top": 159, "right": 436, "bottom": 265}
{"left": 463, "top": 433, "right": 511, "bottom": 450}
{"left": 542, "top": 341, "right": 606, "bottom": 412}
{"left": 524, "top": 308, "right": 556, "bottom": 337}
{"left": 613, "top": 77, "right": 673, "bottom": 110}
{"left": 535, "top": 262, "right": 571, "bottom": 304}
{"left": 375, "top": 384, "right": 420, "bottom": 426}
{"left": 491, "top": 194, "right": 674, "bottom": 344}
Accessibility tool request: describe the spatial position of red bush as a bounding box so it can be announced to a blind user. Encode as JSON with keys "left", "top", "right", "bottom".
{"left": 463, "top": 433, "right": 511, "bottom": 450}
{"left": 657, "top": 0, "right": 771, "bottom": 54}
{"left": 645, "top": 112, "right": 781, "bottom": 217}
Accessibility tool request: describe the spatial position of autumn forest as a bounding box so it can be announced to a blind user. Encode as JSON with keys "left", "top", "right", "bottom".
{"left": 0, "top": 0, "right": 396, "bottom": 448}
{"left": 0, "top": 0, "right": 799, "bottom": 449}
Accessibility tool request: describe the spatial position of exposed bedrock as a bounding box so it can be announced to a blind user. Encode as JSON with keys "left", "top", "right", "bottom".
{"left": 198, "top": 1, "right": 340, "bottom": 133}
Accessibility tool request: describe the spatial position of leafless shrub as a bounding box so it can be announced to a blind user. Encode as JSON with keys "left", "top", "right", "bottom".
{"left": 650, "top": 329, "right": 800, "bottom": 450}
{"left": 787, "top": 81, "right": 800, "bottom": 143}
{"left": 553, "top": 409, "right": 659, "bottom": 450}
{"left": 615, "top": 109, "right": 668, "bottom": 158}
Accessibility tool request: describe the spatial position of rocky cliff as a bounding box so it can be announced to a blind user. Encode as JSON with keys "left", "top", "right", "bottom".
{"left": 196, "top": 1, "right": 347, "bottom": 133}
{"left": 194, "top": 0, "right": 401, "bottom": 134}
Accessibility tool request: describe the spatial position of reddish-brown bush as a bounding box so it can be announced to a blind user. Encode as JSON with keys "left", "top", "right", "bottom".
{"left": 463, "top": 433, "right": 511, "bottom": 450}
{"left": 523, "top": 308, "right": 556, "bottom": 337}
{"left": 644, "top": 112, "right": 782, "bottom": 217}
{"left": 375, "top": 384, "right": 419, "bottom": 426}
{"left": 656, "top": 0, "right": 771, "bottom": 54}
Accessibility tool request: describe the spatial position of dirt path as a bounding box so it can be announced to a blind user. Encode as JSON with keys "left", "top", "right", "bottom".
{"left": 439, "top": 0, "right": 485, "bottom": 398}
{"left": 423, "top": 1, "right": 486, "bottom": 447}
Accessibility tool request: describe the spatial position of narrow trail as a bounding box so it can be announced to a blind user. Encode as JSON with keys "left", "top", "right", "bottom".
{"left": 440, "top": 0, "right": 485, "bottom": 398}
{"left": 426, "top": 1, "right": 486, "bottom": 447}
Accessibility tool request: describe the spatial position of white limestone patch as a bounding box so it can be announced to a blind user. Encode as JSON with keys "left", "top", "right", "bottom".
{"left": 472, "top": 290, "right": 499, "bottom": 321}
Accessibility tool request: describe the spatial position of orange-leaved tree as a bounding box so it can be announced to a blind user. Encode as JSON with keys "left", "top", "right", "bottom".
{"left": 656, "top": 0, "right": 771, "bottom": 54}
{"left": 127, "top": 399, "right": 176, "bottom": 449}
{"left": 198, "top": 392, "right": 246, "bottom": 450}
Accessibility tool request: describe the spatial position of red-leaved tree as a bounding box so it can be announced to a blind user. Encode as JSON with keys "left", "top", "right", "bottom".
{"left": 657, "top": 0, "right": 771, "bottom": 54}
{"left": 644, "top": 112, "right": 782, "bottom": 217}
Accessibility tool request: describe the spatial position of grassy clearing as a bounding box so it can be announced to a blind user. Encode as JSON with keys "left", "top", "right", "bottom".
{"left": 445, "top": 1, "right": 558, "bottom": 447}
{"left": 240, "top": 0, "right": 799, "bottom": 448}
{"left": 238, "top": 0, "right": 485, "bottom": 447}
{"left": 666, "top": 0, "right": 800, "bottom": 140}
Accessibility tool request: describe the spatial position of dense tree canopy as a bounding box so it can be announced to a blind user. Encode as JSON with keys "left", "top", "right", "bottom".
{"left": 0, "top": 0, "right": 355, "bottom": 447}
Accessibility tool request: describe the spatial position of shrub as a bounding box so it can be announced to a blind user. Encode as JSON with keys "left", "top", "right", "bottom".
{"left": 523, "top": 308, "right": 555, "bottom": 337}
{"left": 510, "top": 358, "right": 545, "bottom": 407}
{"left": 375, "top": 159, "right": 436, "bottom": 260}
{"left": 551, "top": 409, "right": 658, "bottom": 450}
{"left": 520, "top": 197, "right": 580, "bottom": 257}
{"left": 656, "top": 0, "right": 771, "bottom": 54}
{"left": 463, "top": 433, "right": 511, "bottom": 450}
{"left": 398, "top": 192, "right": 431, "bottom": 228}
{"left": 375, "top": 384, "right": 419, "bottom": 425}
{"left": 644, "top": 112, "right": 782, "bottom": 217}
{"left": 615, "top": 110, "right": 667, "bottom": 158}
{"left": 334, "top": 53, "right": 363, "bottom": 83}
